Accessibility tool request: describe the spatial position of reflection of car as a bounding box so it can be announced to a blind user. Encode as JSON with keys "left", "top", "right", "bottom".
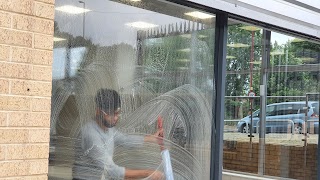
{"left": 237, "top": 101, "right": 319, "bottom": 134}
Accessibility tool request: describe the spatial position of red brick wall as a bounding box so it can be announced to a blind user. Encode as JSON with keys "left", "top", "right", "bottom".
{"left": 223, "top": 141, "right": 317, "bottom": 179}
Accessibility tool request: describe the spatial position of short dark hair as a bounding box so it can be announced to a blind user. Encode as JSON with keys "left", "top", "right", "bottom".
{"left": 95, "top": 88, "right": 121, "bottom": 114}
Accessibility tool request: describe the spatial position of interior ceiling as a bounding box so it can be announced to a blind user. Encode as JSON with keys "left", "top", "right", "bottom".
{"left": 113, "top": 0, "right": 242, "bottom": 27}
{"left": 114, "top": 0, "right": 320, "bottom": 37}
{"left": 113, "top": 0, "right": 217, "bottom": 26}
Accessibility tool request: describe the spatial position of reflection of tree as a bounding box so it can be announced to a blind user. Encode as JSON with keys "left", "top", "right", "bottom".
{"left": 142, "top": 29, "right": 215, "bottom": 95}
{"left": 225, "top": 24, "right": 262, "bottom": 119}
{"left": 53, "top": 21, "right": 137, "bottom": 77}
{"left": 51, "top": 20, "right": 214, "bottom": 179}
{"left": 225, "top": 26, "right": 320, "bottom": 119}
{"left": 267, "top": 39, "right": 320, "bottom": 104}
{"left": 52, "top": 21, "right": 137, "bottom": 138}
{"left": 54, "top": 21, "right": 97, "bottom": 73}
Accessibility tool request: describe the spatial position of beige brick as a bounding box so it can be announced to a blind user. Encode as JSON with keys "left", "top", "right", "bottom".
{"left": 0, "top": 45, "right": 10, "bottom": 61}
{"left": 0, "top": 160, "right": 48, "bottom": 177}
{"left": 12, "top": 47, "right": 53, "bottom": 65}
{"left": 0, "top": 112, "right": 6, "bottom": 126}
{"left": 0, "top": 12, "right": 11, "bottom": 28}
{"left": 0, "top": 161, "right": 29, "bottom": 177}
{"left": 0, "top": 28, "right": 33, "bottom": 47}
{"left": 0, "top": 0, "right": 34, "bottom": 15}
{"left": 32, "top": 98, "right": 51, "bottom": 112}
{"left": 34, "top": 2, "right": 55, "bottom": 19}
{"left": 9, "top": 112, "right": 50, "bottom": 127}
{"left": 6, "top": 144, "right": 49, "bottom": 160}
{"left": 33, "top": 49, "right": 53, "bottom": 65}
{"left": 32, "top": 65, "right": 52, "bottom": 81}
{"left": 34, "top": 34, "right": 53, "bottom": 50}
{"left": 0, "top": 145, "right": 5, "bottom": 160}
{"left": 0, "top": 175, "right": 48, "bottom": 180}
{"left": 28, "top": 129, "right": 50, "bottom": 143}
{"left": 12, "top": 47, "right": 33, "bottom": 63}
{"left": 13, "top": 14, "right": 54, "bottom": 35}
{"left": 29, "top": 159, "right": 48, "bottom": 174}
{"left": 0, "top": 129, "right": 29, "bottom": 143}
{"left": 0, "top": 79, "right": 9, "bottom": 94}
{"left": 25, "top": 175, "right": 48, "bottom": 180}
{"left": 11, "top": 80, "right": 52, "bottom": 96}
{"left": 12, "top": 14, "right": 32, "bottom": 31}
{"left": 36, "top": 0, "right": 55, "bottom": 4}
{"left": 0, "top": 96, "right": 30, "bottom": 111}
{"left": 0, "top": 62, "right": 33, "bottom": 79}
{"left": 34, "top": 18, "right": 54, "bottom": 35}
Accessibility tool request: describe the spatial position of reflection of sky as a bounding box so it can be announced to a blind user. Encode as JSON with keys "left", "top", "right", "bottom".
{"left": 53, "top": 48, "right": 66, "bottom": 79}
{"left": 53, "top": 47, "right": 86, "bottom": 79}
{"left": 271, "top": 31, "right": 294, "bottom": 46}
{"left": 54, "top": 0, "right": 189, "bottom": 47}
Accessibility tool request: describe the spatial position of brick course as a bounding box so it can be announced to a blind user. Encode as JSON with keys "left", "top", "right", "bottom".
{"left": 223, "top": 141, "right": 318, "bottom": 179}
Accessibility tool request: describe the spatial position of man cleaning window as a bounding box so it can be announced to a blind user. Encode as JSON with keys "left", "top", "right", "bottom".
{"left": 72, "top": 88, "right": 164, "bottom": 180}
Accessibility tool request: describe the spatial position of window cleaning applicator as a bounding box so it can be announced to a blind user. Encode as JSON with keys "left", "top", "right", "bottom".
{"left": 157, "top": 116, "right": 174, "bottom": 180}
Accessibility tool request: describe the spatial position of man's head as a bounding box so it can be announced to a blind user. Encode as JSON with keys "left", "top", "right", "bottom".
{"left": 95, "top": 88, "right": 121, "bottom": 128}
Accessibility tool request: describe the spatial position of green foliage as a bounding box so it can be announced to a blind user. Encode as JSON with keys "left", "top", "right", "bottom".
{"left": 225, "top": 24, "right": 263, "bottom": 118}
{"left": 225, "top": 25, "right": 320, "bottom": 119}
{"left": 142, "top": 28, "right": 215, "bottom": 93}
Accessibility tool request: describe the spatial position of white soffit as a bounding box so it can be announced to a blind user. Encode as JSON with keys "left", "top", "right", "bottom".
{"left": 186, "top": 0, "right": 320, "bottom": 39}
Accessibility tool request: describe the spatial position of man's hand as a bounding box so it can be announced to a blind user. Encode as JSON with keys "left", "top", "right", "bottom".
{"left": 154, "top": 128, "right": 164, "bottom": 138}
{"left": 125, "top": 169, "right": 163, "bottom": 180}
{"left": 149, "top": 170, "right": 164, "bottom": 180}
{"left": 144, "top": 128, "right": 164, "bottom": 145}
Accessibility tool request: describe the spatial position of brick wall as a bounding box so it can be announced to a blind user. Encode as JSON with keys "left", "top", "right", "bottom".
{"left": 223, "top": 141, "right": 318, "bottom": 180}
{"left": 0, "top": 0, "right": 54, "bottom": 179}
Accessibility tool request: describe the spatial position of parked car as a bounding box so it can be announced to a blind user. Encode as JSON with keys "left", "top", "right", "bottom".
{"left": 237, "top": 101, "right": 319, "bottom": 134}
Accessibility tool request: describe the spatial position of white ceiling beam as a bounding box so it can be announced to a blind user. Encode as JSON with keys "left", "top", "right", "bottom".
{"left": 186, "top": 0, "right": 320, "bottom": 38}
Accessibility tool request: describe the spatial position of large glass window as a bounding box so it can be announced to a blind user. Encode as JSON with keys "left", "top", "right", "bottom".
{"left": 223, "top": 18, "right": 320, "bottom": 180}
{"left": 223, "top": 19, "right": 263, "bottom": 174}
{"left": 266, "top": 32, "right": 320, "bottom": 179}
{"left": 224, "top": 20, "right": 262, "bottom": 141}
{"left": 49, "top": 0, "right": 215, "bottom": 179}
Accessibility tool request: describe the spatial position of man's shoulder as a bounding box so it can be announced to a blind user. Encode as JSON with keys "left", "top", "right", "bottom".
{"left": 81, "top": 121, "right": 99, "bottom": 135}
{"left": 82, "top": 120, "right": 94, "bottom": 129}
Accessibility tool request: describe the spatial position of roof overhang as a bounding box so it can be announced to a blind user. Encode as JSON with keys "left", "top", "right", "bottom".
{"left": 186, "top": 0, "right": 320, "bottom": 40}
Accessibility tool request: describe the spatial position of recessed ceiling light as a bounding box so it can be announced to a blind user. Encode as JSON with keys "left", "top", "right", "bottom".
{"left": 180, "top": 34, "right": 191, "bottom": 38}
{"left": 239, "top": 26, "right": 261, "bottom": 31}
{"left": 226, "top": 56, "right": 236, "bottom": 59}
{"left": 292, "top": 38, "right": 305, "bottom": 43}
{"left": 177, "top": 67, "right": 189, "bottom": 70}
{"left": 177, "top": 59, "right": 190, "bottom": 62}
{"left": 185, "top": 11, "right": 215, "bottom": 19}
{"left": 227, "top": 43, "right": 250, "bottom": 48}
{"left": 294, "top": 57, "right": 316, "bottom": 62}
{"left": 198, "top": 35, "right": 208, "bottom": 38}
{"left": 180, "top": 34, "right": 208, "bottom": 39}
{"left": 177, "top": 48, "right": 191, "bottom": 52}
{"left": 270, "top": 50, "right": 285, "bottom": 55}
{"left": 53, "top": 37, "right": 66, "bottom": 42}
{"left": 55, "top": 5, "right": 91, "bottom": 14}
{"left": 249, "top": 61, "right": 261, "bottom": 64}
{"left": 125, "top": 21, "right": 158, "bottom": 29}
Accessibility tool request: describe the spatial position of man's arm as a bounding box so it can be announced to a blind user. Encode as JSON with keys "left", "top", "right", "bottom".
{"left": 115, "top": 128, "right": 163, "bottom": 147}
{"left": 125, "top": 169, "right": 163, "bottom": 180}
{"left": 144, "top": 128, "right": 163, "bottom": 143}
